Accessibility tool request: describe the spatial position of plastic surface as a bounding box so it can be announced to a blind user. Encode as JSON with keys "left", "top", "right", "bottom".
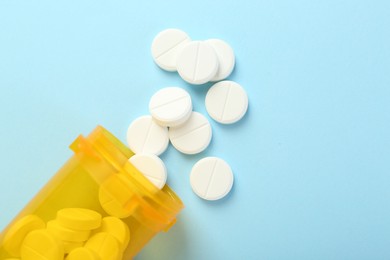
{"left": 0, "top": 126, "right": 184, "bottom": 259}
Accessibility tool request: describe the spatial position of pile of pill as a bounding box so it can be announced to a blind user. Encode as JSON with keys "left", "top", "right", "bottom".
{"left": 151, "top": 29, "right": 235, "bottom": 84}
{"left": 127, "top": 28, "right": 249, "bottom": 201}
{"left": 2, "top": 208, "right": 130, "bottom": 260}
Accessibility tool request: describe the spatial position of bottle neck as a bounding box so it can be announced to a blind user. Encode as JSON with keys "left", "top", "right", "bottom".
{"left": 70, "top": 125, "right": 184, "bottom": 232}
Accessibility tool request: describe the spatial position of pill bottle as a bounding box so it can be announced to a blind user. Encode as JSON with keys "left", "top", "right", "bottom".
{"left": 0, "top": 126, "right": 184, "bottom": 259}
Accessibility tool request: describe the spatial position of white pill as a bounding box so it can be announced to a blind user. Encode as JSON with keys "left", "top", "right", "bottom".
{"left": 205, "top": 81, "right": 248, "bottom": 124}
{"left": 149, "top": 87, "right": 192, "bottom": 127}
{"left": 129, "top": 153, "right": 167, "bottom": 189}
{"left": 176, "top": 41, "right": 219, "bottom": 85}
{"left": 126, "top": 115, "right": 169, "bottom": 155}
{"left": 206, "top": 39, "right": 235, "bottom": 82}
{"left": 151, "top": 29, "right": 191, "bottom": 72}
{"left": 190, "top": 157, "right": 234, "bottom": 201}
{"left": 169, "top": 112, "right": 212, "bottom": 155}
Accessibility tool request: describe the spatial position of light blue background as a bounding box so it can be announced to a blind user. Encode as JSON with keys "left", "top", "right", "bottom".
{"left": 1, "top": 1, "right": 389, "bottom": 259}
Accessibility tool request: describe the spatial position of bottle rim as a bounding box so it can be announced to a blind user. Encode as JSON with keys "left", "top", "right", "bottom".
{"left": 71, "top": 125, "right": 184, "bottom": 231}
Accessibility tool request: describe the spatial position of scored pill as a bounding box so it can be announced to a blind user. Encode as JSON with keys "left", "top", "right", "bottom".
{"left": 3, "top": 215, "right": 46, "bottom": 256}
{"left": 2, "top": 215, "right": 45, "bottom": 257}
{"left": 149, "top": 87, "right": 192, "bottom": 127}
{"left": 85, "top": 232, "right": 121, "bottom": 260}
{"left": 99, "top": 174, "right": 137, "bottom": 219}
{"left": 126, "top": 115, "right": 169, "bottom": 155}
{"left": 176, "top": 41, "right": 219, "bottom": 85}
{"left": 93, "top": 216, "right": 130, "bottom": 251}
{"left": 169, "top": 112, "right": 212, "bottom": 155}
{"left": 205, "top": 81, "right": 248, "bottom": 124}
{"left": 129, "top": 153, "right": 167, "bottom": 189}
{"left": 190, "top": 157, "right": 234, "bottom": 201}
{"left": 151, "top": 28, "right": 191, "bottom": 72}
{"left": 20, "top": 230, "right": 64, "bottom": 260}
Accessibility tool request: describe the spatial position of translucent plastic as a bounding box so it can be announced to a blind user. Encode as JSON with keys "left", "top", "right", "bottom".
{"left": 0, "top": 126, "right": 184, "bottom": 259}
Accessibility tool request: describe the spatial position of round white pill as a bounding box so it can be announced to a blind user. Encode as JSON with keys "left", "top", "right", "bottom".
{"left": 169, "top": 112, "right": 212, "bottom": 155}
{"left": 126, "top": 115, "right": 169, "bottom": 155}
{"left": 190, "top": 157, "right": 234, "bottom": 201}
{"left": 129, "top": 153, "right": 167, "bottom": 189}
{"left": 205, "top": 81, "right": 248, "bottom": 124}
{"left": 149, "top": 87, "right": 192, "bottom": 127}
{"left": 176, "top": 41, "right": 219, "bottom": 85}
{"left": 206, "top": 39, "right": 235, "bottom": 82}
{"left": 151, "top": 28, "right": 191, "bottom": 72}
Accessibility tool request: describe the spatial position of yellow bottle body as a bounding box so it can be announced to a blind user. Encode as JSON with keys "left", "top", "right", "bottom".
{"left": 0, "top": 126, "right": 184, "bottom": 259}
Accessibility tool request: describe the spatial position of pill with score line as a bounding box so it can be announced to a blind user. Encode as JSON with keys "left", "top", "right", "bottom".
{"left": 99, "top": 174, "right": 138, "bottom": 219}
{"left": 2, "top": 215, "right": 45, "bottom": 257}
{"left": 190, "top": 157, "right": 234, "bottom": 201}
{"left": 126, "top": 115, "right": 169, "bottom": 155}
{"left": 149, "top": 87, "right": 192, "bottom": 127}
{"left": 85, "top": 232, "right": 121, "bottom": 260}
{"left": 169, "top": 112, "right": 212, "bottom": 155}
{"left": 20, "top": 229, "right": 64, "bottom": 260}
{"left": 205, "top": 81, "right": 248, "bottom": 124}
{"left": 93, "top": 216, "right": 130, "bottom": 251}
{"left": 151, "top": 28, "right": 191, "bottom": 72}
{"left": 176, "top": 41, "right": 219, "bottom": 85}
{"left": 129, "top": 153, "right": 167, "bottom": 189}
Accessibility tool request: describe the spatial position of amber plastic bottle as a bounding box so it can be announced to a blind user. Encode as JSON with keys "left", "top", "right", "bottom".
{"left": 0, "top": 126, "right": 184, "bottom": 259}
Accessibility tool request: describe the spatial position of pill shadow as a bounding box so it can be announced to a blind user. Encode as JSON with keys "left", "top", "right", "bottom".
{"left": 227, "top": 58, "right": 240, "bottom": 81}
